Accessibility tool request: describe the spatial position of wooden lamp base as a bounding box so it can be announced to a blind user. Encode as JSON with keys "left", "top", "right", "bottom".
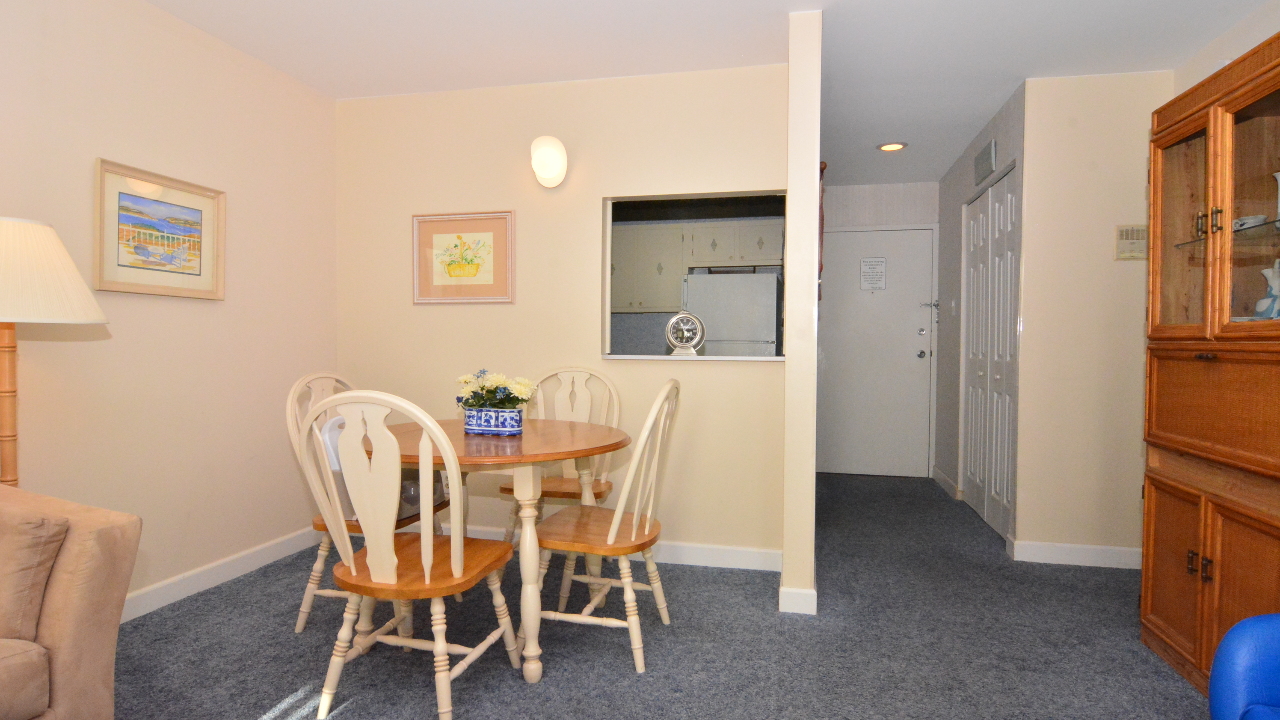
{"left": 0, "top": 322, "right": 15, "bottom": 488}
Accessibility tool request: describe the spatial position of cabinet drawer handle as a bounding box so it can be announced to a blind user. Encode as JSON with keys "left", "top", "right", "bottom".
{"left": 1196, "top": 211, "right": 1208, "bottom": 240}
{"left": 1211, "top": 207, "right": 1224, "bottom": 234}
{"left": 1186, "top": 550, "right": 1199, "bottom": 574}
{"left": 1201, "top": 556, "right": 1214, "bottom": 583}
{"left": 1195, "top": 353, "right": 1217, "bottom": 361}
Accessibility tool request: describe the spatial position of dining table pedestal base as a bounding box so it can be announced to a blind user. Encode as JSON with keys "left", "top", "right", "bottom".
{"left": 513, "top": 463, "right": 544, "bottom": 683}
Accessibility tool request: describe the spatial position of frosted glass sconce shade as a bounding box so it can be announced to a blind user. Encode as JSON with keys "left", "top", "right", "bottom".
{"left": 530, "top": 136, "right": 567, "bottom": 188}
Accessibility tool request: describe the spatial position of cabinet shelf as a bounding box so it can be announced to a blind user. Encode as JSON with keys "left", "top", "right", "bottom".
{"left": 1232, "top": 221, "right": 1280, "bottom": 246}
{"left": 1171, "top": 223, "right": 1280, "bottom": 249}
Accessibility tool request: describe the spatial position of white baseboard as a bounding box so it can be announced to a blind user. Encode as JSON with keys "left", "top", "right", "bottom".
{"left": 450, "top": 524, "right": 783, "bottom": 572}
{"left": 1010, "top": 540, "right": 1142, "bottom": 569}
{"left": 123, "top": 523, "right": 783, "bottom": 623}
{"left": 931, "top": 466, "right": 959, "bottom": 499}
{"left": 778, "top": 586, "right": 818, "bottom": 614}
{"left": 123, "top": 527, "right": 321, "bottom": 622}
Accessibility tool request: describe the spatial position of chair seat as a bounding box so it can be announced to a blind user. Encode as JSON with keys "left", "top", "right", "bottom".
{"left": 498, "top": 476, "right": 613, "bottom": 500}
{"left": 332, "top": 533, "right": 512, "bottom": 600}
{"left": 536, "top": 505, "right": 661, "bottom": 556}
{"left": 312, "top": 499, "right": 448, "bottom": 533}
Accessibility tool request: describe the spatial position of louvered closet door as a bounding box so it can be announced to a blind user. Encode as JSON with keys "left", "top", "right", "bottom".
{"left": 961, "top": 173, "right": 1021, "bottom": 539}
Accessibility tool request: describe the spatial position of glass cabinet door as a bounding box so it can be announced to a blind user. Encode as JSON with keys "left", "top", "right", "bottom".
{"left": 1221, "top": 86, "right": 1280, "bottom": 336}
{"left": 1151, "top": 126, "right": 1210, "bottom": 336}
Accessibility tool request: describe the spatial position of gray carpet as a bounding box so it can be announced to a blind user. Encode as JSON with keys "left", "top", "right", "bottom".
{"left": 116, "top": 475, "right": 1209, "bottom": 719}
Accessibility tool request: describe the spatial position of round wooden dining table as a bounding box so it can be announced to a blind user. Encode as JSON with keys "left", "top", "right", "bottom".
{"left": 386, "top": 418, "right": 629, "bottom": 683}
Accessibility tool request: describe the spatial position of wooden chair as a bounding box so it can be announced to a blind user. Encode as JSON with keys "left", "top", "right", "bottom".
{"left": 531, "top": 379, "right": 678, "bottom": 674}
{"left": 497, "top": 368, "right": 620, "bottom": 609}
{"left": 286, "top": 372, "right": 449, "bottom": 633}
{"left": 296, "top": 390, "right": 520, "bottom": 720}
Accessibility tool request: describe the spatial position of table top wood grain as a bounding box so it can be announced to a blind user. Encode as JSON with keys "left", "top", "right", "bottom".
{"left": 387, "top": 419, "right": 630, "bottom": 466}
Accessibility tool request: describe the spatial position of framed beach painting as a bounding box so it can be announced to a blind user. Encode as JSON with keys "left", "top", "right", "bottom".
{"left": 412, "top": 211, "right": 514, "bottom": 304}
{"left": 95, "top": 159, "right": 225, "bottom": 300}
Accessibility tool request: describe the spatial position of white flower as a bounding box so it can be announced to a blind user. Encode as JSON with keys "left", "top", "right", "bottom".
{"left": 509, "top": 378, "right": 536, "bottom": 400}
{"left": 481, "top": 372, "right": 509, "bottom": 389}
{"left": 456, "top": 374, "right": 476, "bottom": 385}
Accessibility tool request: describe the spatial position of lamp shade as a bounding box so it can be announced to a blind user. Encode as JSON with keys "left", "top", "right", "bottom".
{"left": 0, "top": 218, "right": 107, "bottom": 324}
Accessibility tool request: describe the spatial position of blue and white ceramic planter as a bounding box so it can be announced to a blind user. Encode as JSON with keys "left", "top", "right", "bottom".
{"left": 463, "top": 407, "right": 523, "bottom": 436}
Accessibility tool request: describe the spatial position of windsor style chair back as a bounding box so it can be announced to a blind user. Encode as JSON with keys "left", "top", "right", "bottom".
{"left": 285, "top": 373, "right": 442, "bottom": 633}
{"left": 499, "top": 369, "right": 621, "bottom": 539}
{"left": 297, "top": 390, "right": 518, "bottom": 720}
{"left": 532, "top": 379, "right": 680, "bottom": 673}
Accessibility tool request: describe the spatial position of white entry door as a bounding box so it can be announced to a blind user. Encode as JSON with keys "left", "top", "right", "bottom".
{"left": 961, "top": 173, "right": 1020, "bottom": 539}
{"left": 817, "top": 229, "right": 935, "bottom": 477}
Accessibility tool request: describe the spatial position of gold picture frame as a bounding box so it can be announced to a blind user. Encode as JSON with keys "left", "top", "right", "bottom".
{"left": 412, "top": 211, "right": 514, "bottom": 304}
{"left": 94, "top": 159, "right": 226, "bottom": 300}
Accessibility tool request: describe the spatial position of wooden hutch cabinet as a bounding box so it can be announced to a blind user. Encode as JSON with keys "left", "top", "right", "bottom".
{"left": 1143, "top": 32, "right": 1280, "bottom": 693}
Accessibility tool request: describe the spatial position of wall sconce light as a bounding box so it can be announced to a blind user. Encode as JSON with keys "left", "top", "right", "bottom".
{"left": 530, "top": 136, "right": 567, "bottom": 188}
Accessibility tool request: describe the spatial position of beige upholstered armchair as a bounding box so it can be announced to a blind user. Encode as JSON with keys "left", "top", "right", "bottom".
{"left": 0, "top": 486, "right": 141, "bottom": 720}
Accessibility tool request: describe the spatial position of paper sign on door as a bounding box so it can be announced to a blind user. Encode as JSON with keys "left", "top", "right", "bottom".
{"left": 860, "top": 257, "right": 886, "bottom": 290}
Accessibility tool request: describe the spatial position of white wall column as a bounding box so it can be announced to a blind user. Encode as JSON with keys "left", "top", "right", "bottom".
{"left": 780, "top": 9, "right": 822, "bottom": 615}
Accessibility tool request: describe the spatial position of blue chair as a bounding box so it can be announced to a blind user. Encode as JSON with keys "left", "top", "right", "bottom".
{"left": 1210, "top": 614, "right": 1280, "bottom": 720}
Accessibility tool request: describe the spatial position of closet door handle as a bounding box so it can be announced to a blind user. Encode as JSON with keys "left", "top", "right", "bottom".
{"left": 1195, "top": 212, "right": 1208, "bottom": 240}
{"left": 1211, "top": 207, "right": 1224, "bottom": 234}
{"left": 1186, "top": 550, "right": 1199, "bottom": 574}
{"left": 1201, "top": 556, "right": 1214, "bottom": 582}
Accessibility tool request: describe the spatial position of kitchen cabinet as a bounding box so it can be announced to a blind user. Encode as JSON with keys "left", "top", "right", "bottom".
{"left": 610, "top": 219, "right": 784, "bottom": 314}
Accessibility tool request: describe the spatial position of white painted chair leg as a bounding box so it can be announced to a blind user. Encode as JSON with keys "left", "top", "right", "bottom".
{"left": 618, "top": 557, "right": 645, "bottom": 673}
{"left": 318, "top": 593, "right": 361, "bottom": 719}
{"left": 538, "top": 549, "right": 552, "bottom": 591}
{"left": 297, "top": 533, "right": 332, "bottom": 633}
{"left": 487, "top": 571, "right": 521, "bottom": 668}
{"left": 397, "top": 599, "right": 414, "bottom": 652}
{"left": 641, "top": 548, "right": 670, "bottom": 625}
{"left": 503, "top": 500, "right": 519, "bottom": 546}
{"left": 431, "top": 597, "right": 452, "bottom": 720}
{"left": 585, "top": 553, "right": 606, "bottom": 608}
{"left": 353, "top": 595, "right": 376, "bottom": 656}
{"left": 558, "top": 552, "right": 579, "bottom": 612}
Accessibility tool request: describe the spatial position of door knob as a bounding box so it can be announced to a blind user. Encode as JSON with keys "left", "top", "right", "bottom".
{"left": 917, "top": 350, "right": 927, "bottom": 358}
{"left": 918, "top": 328, "right": 926, "bottom": 335}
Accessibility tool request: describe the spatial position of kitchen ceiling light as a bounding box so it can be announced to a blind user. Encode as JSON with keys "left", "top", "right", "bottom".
{"left": 878, "top": 142, "right": 907, "bottom": 152}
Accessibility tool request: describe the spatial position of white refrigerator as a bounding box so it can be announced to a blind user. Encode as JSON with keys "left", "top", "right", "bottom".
{"left": 683, "top": 273, "right": 780, "bottom": 357}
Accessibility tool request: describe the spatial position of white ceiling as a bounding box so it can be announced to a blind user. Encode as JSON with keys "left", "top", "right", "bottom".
{"left": 144, "top": 0, "right": 1271, "bottom": 185}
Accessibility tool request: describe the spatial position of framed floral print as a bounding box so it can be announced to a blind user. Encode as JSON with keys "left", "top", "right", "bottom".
{"left": 94, "top": 159, "right": 225, "bottom": 300}
{"left": 412, "top": 211, "right": 514, "bottom": 304}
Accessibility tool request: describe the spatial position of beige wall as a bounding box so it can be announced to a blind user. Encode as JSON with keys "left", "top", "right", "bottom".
{"left": 823, "top": 182, "right": 938, "bottom": 228}
{"left": 936, "top": 86, "right": 1025, "bottom": 494}
{"left": 1176, "top": 2, "right": 1280, "bottom": 92}
{"left": 334, "top": 65, "right": 789, "bottom": 553}
{"left": 1016, "top": 72, "right": 1174, "bottom": 548}
{"left": 0, "top": 0, "right": 337, "bottom": 590}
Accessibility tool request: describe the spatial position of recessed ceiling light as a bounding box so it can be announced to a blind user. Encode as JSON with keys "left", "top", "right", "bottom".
{"left": 878, "top": 142, "right": 907, "bottom": 152}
